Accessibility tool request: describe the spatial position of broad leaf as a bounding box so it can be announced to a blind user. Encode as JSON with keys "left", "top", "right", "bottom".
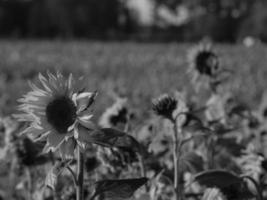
{"left": 79, "top": 126, "right": 143, "bottom": 154}
{"left": 194, "top": 170, "right": 242, "bottom": 189}
{"left": 45, "top": 161, "right": 70, "bottom": 190}
{"left": 92, "top": 177, "right": 148, "bottom": 200}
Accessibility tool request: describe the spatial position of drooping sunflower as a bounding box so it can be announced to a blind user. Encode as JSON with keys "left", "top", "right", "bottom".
{"left": 152, "top": 92, "right": 188, "bottom": 127}
{"left": 14, "top": 72, "right": 97, "bottom": 159}
{"left": 187, "top": 43, "right": 220, "bottom": 90}
{"left": 152, "top": 94, "right": 177, "bottom": 120}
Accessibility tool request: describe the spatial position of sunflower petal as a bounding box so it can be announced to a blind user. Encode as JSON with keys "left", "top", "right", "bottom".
{"left": 39, "top": 73, "right": 52, "bottom": 93}
{"left": 33, "top": 131, "right": 51, "bottom": 142}
{"left": 75, "top": 91, "right": 97, "bottom": 112}
{"left": 77, "top": 115, "right": 96, "bottom": 130}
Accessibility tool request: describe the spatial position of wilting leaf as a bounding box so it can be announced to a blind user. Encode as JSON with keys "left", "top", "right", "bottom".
{"left": 45, "top": 161, "right": 70, "bottom": 190}
{"left": 194, "top": 170, "right": 242, "bottom": 189}
{"left": 92, "top": 177, "right": 148, "bottom": 200}
{"left": 79, "top": 127, "right": 143, "bottom": 154}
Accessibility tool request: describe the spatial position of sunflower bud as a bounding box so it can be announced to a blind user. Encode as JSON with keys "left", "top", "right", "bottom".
{"left": 152, "top": 94, "right": 177, "bottom": 120}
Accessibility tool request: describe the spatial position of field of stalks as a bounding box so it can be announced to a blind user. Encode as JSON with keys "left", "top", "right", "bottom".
{"left": 0, "top": 40, "right": 267, "bottom": 200}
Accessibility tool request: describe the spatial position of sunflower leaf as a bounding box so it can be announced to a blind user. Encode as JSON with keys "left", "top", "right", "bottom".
{"left": 194, "top": 170, "right": 242, "bottom": 189}
{"left": 45, "top": 161, "right": 70, "bottom": 190}
{"left": 91, "top": 177, "right": 148, "bottom": 200}
{"left": 79, "top": 127, "right": 144, "bottom": 154}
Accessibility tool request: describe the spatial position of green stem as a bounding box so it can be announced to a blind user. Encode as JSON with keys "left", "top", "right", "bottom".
{"left": 76, "top": 146, "right": 84, "bottom": 200}
{"left": 26, "top": 167, "right": 32, "bottom": 200}
{"left": 67, "top": 166, "right": 78, "bottom": 186}
{"left": 137, "top": 153, "right": 146, "bottom": 177}
{"left": 172, "top": 119, "right": 182, "bottom": 200}
{"left": 137, "top": 153, "right": 148, "bottom": 191}
{"left": 207, "top": 137, "right": 215, "bottom": 169}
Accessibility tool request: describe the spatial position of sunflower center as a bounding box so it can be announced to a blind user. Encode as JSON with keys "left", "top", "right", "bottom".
{"left": 46, "top": 96, "right": 76, "bottom": 134}
{"left": 196, "top": 51, "right": 218, "bottom": 76}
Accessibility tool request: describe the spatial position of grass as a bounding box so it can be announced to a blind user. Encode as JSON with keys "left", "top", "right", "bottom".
{"left": 0, "top": 40, "right": 266, "bottom": 120}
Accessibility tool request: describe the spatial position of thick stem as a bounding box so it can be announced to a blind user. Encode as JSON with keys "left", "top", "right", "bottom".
{"left": 76, "top": 146, "right": 84, "bottom": 200}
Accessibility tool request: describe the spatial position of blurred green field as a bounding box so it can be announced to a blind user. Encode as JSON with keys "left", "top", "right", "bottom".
{"left": 0, "top": 40, "right": 267, "bottom": 119}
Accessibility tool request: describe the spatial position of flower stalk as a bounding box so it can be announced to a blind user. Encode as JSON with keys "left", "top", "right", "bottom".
{"left": 171, "top": 119, "right": 183, "bottom": 200}
{"left": 76, "top": 146, "right": 84, "bottom": 200}
{"left": 152, "top": 94, "right": 187, "bottom": 200}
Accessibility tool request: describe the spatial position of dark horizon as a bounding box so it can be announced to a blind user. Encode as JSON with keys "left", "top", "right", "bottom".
{"left": 0, "top": 0, "right": 266, "bottom": 43}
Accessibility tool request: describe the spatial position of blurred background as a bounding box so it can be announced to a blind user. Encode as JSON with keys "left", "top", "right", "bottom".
{"left": 0, "top": 0, "right": 266, "bottom": 42}
{"left": 0, "top": 0, "right": 266, "bottom": 118}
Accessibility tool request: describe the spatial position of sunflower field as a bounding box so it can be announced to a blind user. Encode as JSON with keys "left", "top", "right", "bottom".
{"left": 0, "top": 40, "right": 267, "bottom": 200}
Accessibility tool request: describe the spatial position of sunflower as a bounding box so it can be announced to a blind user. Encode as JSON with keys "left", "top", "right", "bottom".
{"left": 187, "top": 43, "right": 219, "bottom": 90}
{"left": 152, "top": 94, "right": 177, "bottom": 120}
{"left": 14, "top": 72, "right": 97, "bottom": 159}
{"left": 99, "top": 97, "right": 129, "bottom": 128}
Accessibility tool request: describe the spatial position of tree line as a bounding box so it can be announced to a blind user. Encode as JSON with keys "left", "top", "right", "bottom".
{"left": 0, "top": 0, "right": 267, "bottom": 42}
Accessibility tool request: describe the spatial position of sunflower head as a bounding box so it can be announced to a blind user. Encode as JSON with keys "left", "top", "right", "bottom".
{"left": 14, "top": 72, "right": 97, "bottom": 158}
{"left": 188, "top": 43, "right": 219, "bottom": 77}
{"left": 152, "top": 94, "right": 177, "bottom": 120}
{"left": 99, "top": 98, "right": 129, "bottom": 128}
{"left": 46, "top": 96, "right": 77, "bottom": 133}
